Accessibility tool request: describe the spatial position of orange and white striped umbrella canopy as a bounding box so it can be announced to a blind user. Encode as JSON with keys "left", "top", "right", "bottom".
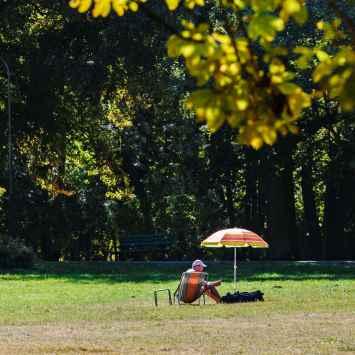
{"left": 201, "top": 228, "right": 269, "bottom": 248}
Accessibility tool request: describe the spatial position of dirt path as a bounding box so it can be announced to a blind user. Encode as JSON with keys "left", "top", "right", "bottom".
{"left": 0, "top": 312, "right": 354, "bottom": 354}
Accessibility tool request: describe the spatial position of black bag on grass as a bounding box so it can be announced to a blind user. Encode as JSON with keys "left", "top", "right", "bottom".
{"left": 221, "top": 290, "right": 264, "bottom": 303}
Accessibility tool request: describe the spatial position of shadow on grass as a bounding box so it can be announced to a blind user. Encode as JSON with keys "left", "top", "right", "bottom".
{"left": 0, "top": 261, "right": 354, "bottom": 284}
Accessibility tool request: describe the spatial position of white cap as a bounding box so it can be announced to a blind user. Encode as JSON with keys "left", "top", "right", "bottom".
{"left": 192, "top": 259, "right": 207, "bottom": 269}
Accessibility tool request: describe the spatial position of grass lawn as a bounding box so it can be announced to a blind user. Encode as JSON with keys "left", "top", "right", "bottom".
{"left": 0, "top": 261, "right": 354, "bottom": 354}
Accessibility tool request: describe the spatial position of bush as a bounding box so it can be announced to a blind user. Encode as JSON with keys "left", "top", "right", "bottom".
{"left": 0, "top": 237, "right": 36, "bottom": 269}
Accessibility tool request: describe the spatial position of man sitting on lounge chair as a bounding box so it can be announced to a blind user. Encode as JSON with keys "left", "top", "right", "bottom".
{"left": 184, "top": 259, "right": 222, "bottom": 303}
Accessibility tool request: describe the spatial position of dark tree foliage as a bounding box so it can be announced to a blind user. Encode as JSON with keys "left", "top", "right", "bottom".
{"left": 0, "top": 0, "right": 354, "bottom": 261}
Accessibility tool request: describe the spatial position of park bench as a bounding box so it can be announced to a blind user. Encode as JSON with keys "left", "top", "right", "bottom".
{"left": 119, "top": 234, "right": 173, "bottom": 260}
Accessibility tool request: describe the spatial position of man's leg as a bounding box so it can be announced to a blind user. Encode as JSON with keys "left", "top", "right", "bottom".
{"left": 208, "top": 280, "right": 222, "bottom": 287}
{"left": 204, "top": 285, "right": 221, "bottom": 303}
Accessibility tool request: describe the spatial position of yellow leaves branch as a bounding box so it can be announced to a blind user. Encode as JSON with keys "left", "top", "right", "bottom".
{"left": 69, "top": 0, "right": 141, "bottom": 17}
{"left": 167, "top": 17, "right": 311, "bottom": 149}
{"left": 313, "top": 47, "right": 355, "bottom": 111}
{"left": 69, "top": 0, "right": 205, "bottom": 17}
{"left": 67, "top": 0, "right": 355, "bottom": 149}
{"left": 294, "top": 17, "right": 355, "bottom": 112}
{"left": 0, "top": 187, "right": 6, "bottom": 198}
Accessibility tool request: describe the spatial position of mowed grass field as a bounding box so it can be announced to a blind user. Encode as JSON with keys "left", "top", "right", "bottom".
{"left": 0, "top": 261, "right": 354, "bottom": 354}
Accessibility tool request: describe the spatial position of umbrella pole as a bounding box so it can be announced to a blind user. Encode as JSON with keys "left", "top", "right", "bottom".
{"left": 234, "top": 247, "right": 237, "bottom": 292}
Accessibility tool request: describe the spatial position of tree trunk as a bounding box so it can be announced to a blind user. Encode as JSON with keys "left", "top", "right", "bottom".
{"left": 301, "top": 164, "right": 322, "bottom": 259}
{"left": 243, "top": 148, "right": 260, "bottom": 231}
{"left": 323, "top": 132, "right": 346, "bottom": 260}
{"left": 225, "top": 170, "right": 236, "bottom": 227}
{"left": 323, "top": 175, "right": 345, "bottom": 259}
{"left": 262, "top": 142, "right": 298, "bottom": 259}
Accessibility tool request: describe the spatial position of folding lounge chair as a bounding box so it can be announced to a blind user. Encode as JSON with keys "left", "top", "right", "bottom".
{"left": 174, "top": 271, "right": 208, "bottom": 305}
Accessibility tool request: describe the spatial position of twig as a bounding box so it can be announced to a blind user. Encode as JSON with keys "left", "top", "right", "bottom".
{"left": 140, "top": 3, "right": 204, "bottom": 43}
{"left": 328, "top": 0, "right": 355, "bottom": 47}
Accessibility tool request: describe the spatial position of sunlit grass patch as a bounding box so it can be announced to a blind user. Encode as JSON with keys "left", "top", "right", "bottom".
{"left": 0, "top": 261, "right": 354, "bottom": 353}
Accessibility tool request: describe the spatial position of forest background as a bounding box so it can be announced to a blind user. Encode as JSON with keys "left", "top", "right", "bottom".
{"left": 1, "top": 0, "right": 355, "bottom": 263}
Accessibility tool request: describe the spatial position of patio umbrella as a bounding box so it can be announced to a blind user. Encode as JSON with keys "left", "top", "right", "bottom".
{"left": 201, "top": 228, "right": 269, "bottom": 291}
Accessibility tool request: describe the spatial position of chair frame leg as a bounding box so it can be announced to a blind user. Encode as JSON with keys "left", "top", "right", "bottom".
{"left": 154, "top": 289, "right": 172, "bottom": 307}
